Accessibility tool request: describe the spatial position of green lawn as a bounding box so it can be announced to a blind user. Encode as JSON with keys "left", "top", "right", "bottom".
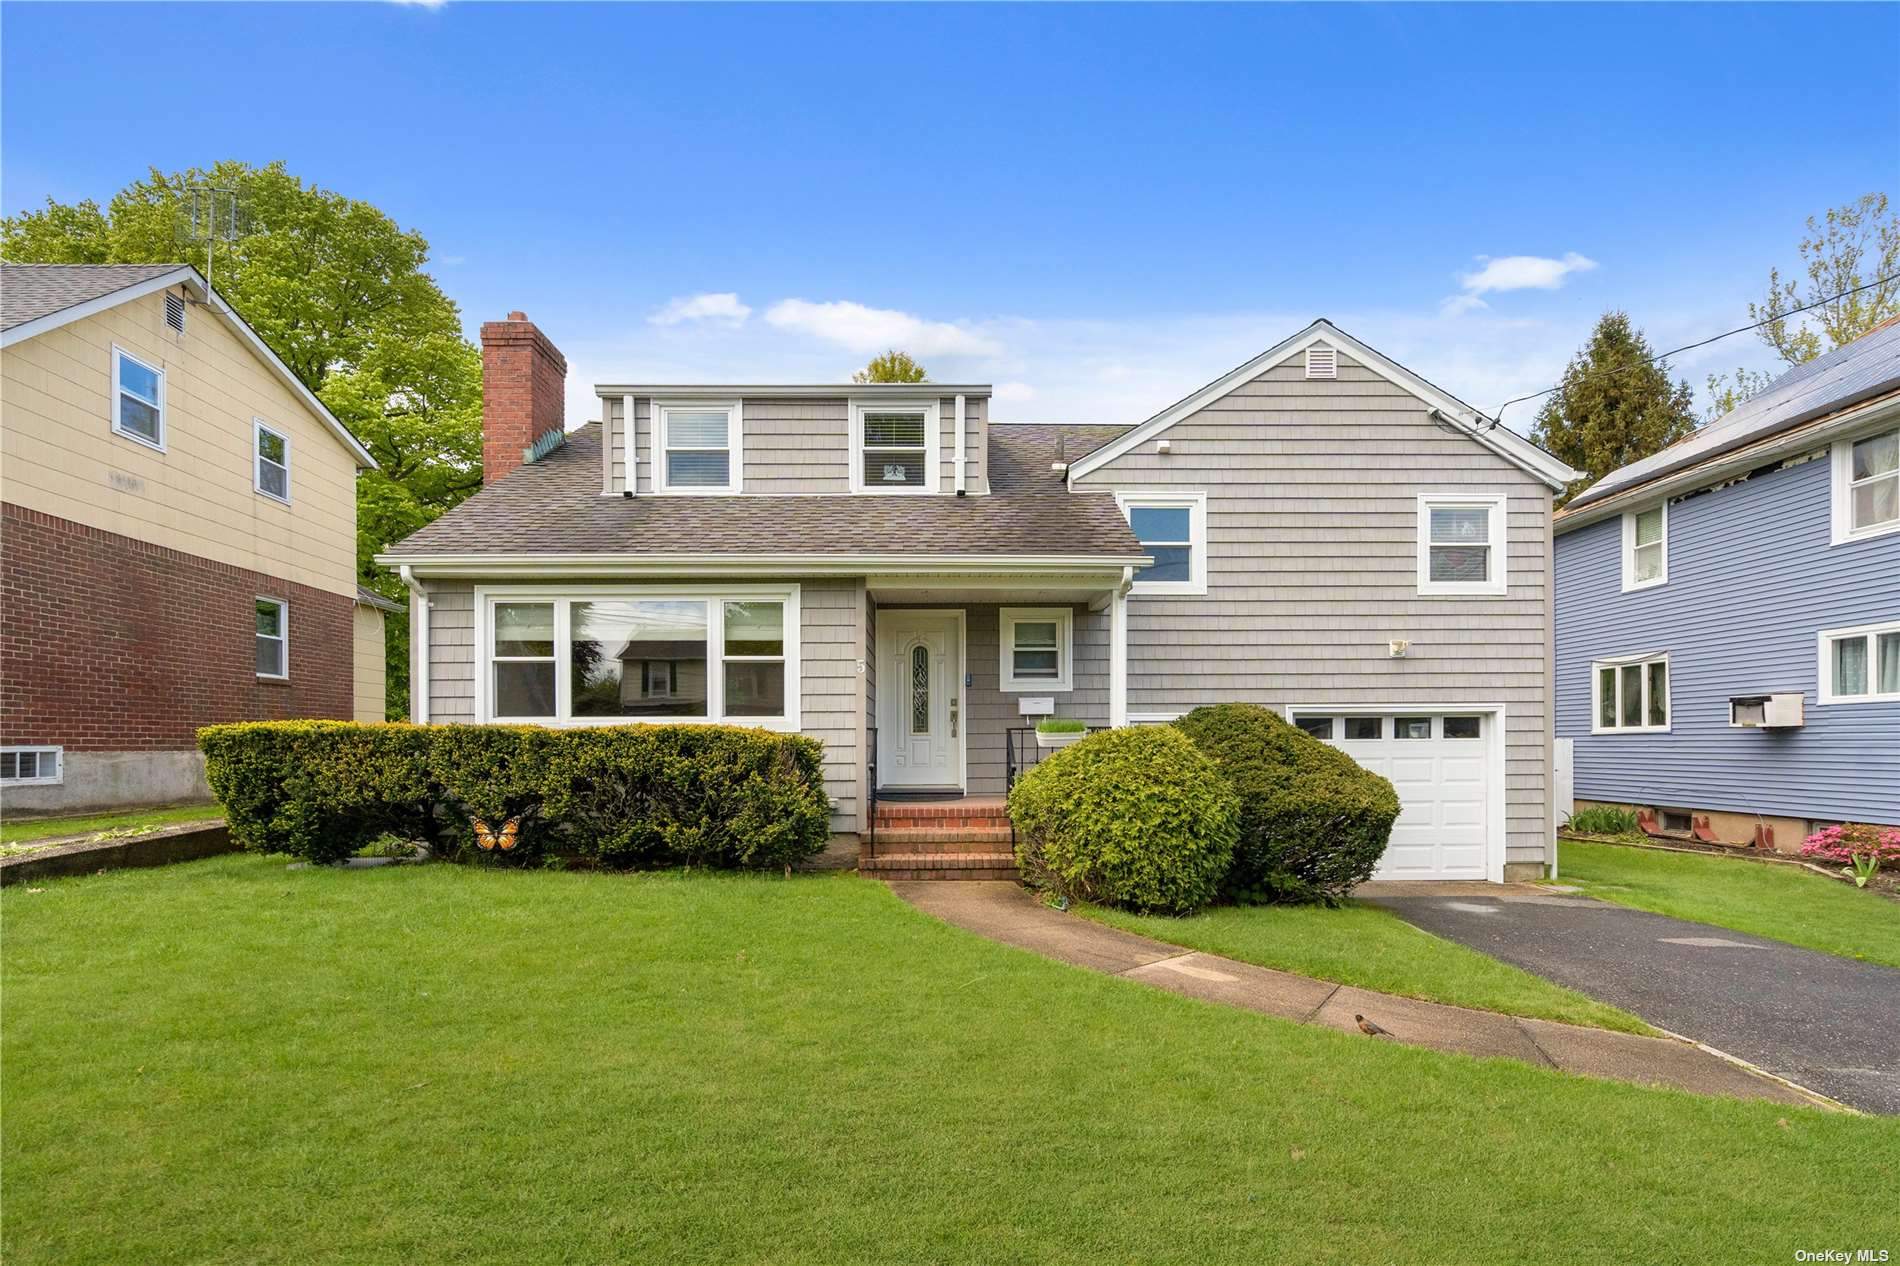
{"left": 1560, "top": 840, "right": 1900, "bottom": 968}
{"left": 0, "top": 801, "right": 222, "bottom": 848}
{"left": 5, "top": 857, "right": 1893, "bottom": 1265}
{"left": 1084, "top": 900, "right": 1650, "bottom": 1034}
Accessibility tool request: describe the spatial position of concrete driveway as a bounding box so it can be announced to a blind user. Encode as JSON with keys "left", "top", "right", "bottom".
{"left": 1358, "top": 884, "right": 1900, "bottom": 1114}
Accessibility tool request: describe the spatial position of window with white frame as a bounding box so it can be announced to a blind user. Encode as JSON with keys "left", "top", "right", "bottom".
{"left": 654, "top": 401, "right": 740, "bottom": 492}
{"left": 1833, "top": 425, "right": 1899, "bottom": 543}
{"left": 112, "top": 346, "right": 165, "bottom": 449}
{"left": 850, "top": 399, "right": 938, "bottom": 493}
{"left": 1418, "top": 495, "right": 1506, "bottom": 595}
{"left": 1818, "top": 619, "right": 1900, "bottom": 704}
{"left": 254, "top": 419, "right": 291, "bottom": 502}
{"left": 1117, "top": 491, "right": 1207, "bottom": 595}
{"left": 1592, "top": 652, "right": 1669, "bottom": 733}
{"left": 1000, "top": 608, "right": 1073, "bottom": 692}
{"left": 1, "top": 746, "right": 63, "bottom": 785}
{"left": 1621, "top": 503, "right": 1667, "bottom": 590}
{"left": 256, "top": 597, "right": 288, "bottom": 679}
{"left": 483, "top": 588, "right": 798, "bottom": 726}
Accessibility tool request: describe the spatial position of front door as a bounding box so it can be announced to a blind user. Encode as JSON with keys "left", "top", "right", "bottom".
{"left": 877, "top": 612, "right": 963, "bottom": 790}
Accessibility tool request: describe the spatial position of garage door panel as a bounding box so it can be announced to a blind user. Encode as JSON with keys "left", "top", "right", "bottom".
{"left": 1310, "top": 712, "right": 1492, "bottom": 882}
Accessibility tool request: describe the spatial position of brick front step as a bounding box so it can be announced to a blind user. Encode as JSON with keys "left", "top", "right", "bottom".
{"left": 866, "top": 827, "right": 1015, "bottom": 850}
{"left": 873, "top": 806, "right": 1011, "bottom": 831}
{"left": 859, "top": 851, "right": 1020, "bottom": 881}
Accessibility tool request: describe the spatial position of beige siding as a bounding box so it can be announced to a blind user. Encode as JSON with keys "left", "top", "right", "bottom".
{"left": 745, "top": 399, "right": 849, "bottom": 493}
{"left": 427, "top": 583, "right": 477, "bottom": 722}
{"left": 0, "top": 288, "right": 359, "bottom": 597}
{"left": 353, "top": 604, "right": 388, "bottom": 723}
{"left": 1074, "top": 352, "right": 1557, "bottom": 866}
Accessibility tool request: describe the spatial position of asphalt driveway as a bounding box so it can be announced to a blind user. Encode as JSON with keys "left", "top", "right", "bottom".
{"left": 1358, "top": 886, "right": 1900, "bottom": 1114}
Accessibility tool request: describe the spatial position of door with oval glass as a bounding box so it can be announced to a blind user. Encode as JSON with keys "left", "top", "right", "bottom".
{"left": 877, "top": 611, "right": 963, "bottom": 790}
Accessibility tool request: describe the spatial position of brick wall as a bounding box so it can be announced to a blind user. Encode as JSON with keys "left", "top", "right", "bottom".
{"left": 1, "top": 502, "right": 353, "bottom": 751}
{"left": 480, "top": 311, "right": 567, "bottom": 484}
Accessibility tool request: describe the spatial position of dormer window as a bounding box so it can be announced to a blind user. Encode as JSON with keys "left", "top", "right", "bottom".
{"left": 850, "top": 399, "right": 939, "bottom": 494}
{"left": 654, "top": 401, "right": 742, "bottom": 494}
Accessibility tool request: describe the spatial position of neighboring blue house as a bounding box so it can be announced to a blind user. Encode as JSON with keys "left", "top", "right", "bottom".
{"left": 1553, "top": 319, "right": 1900, "bottom": 848}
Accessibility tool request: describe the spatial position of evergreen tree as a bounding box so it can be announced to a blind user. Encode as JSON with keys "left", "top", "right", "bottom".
{"left": 1530, "top": 312, "right": 1697, "bottom": 505}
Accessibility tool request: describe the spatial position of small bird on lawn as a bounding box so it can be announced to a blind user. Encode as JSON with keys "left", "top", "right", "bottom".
{"left": 1355, "top": 1014, "right": 1393, "bottom": 1038}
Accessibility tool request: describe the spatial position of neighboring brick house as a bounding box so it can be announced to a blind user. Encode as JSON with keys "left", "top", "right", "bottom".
{"left": 1, "top": 263, "right": 383, "bottom": 811}
{"left": 382, "top": 312, "right": 1579, "bottom": 882}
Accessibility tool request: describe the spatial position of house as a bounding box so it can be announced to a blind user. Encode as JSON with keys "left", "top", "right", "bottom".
{"left": 380, "top": 311, "right": 1579, "bottom": 881}
{"left": 1553, "top": 319, "right": 1900, "bottom": 846}
{"left": 0, "top": 263, "right": 385, "bottom": 812}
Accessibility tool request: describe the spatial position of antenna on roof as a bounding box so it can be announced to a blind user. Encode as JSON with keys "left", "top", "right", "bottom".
{"left": 178, "top": 186, "right": 245, "bottom": 300}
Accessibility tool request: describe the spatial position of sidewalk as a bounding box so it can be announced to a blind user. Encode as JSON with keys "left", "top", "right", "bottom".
{"left": 889, "top": 880, "right": 1838, "bottom": 1110}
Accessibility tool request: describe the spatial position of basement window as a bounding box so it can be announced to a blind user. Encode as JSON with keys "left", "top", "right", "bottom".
{"left": 0, "top": 746, "right": 63, "bottom": 786}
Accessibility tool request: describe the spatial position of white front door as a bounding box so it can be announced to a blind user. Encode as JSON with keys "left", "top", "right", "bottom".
{"left": 1298, "top": 712, "right": 1494, "bottom": 881}
{"left": 878, "top": 612, "right": 963, "bottom": 790}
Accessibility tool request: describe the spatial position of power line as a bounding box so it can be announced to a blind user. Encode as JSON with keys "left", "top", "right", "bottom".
{"left": 1489, "top": 272, "right": 1900, "bottom": 427}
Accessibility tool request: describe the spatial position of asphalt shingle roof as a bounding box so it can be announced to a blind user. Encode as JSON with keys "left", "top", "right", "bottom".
{"left": 385, "top": 422, "right": 1145, "bottom": 560}
{"left": 1, "top": 263, "right": 189, "bottom": 332}
{"left": 1568, "top": 316, "right": 1900, "bottom": 509}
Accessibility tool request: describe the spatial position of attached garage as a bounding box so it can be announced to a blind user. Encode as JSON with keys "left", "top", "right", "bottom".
{"left": 1287, "top": 707, "right": 1506, "bottom": 883}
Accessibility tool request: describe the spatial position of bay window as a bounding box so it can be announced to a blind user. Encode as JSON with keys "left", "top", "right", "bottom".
{"left": 482, "top": 586, "right": 799, "bottom": 727}
{"left": 1818, "top": 620, "right": 1900, "bottom": 704}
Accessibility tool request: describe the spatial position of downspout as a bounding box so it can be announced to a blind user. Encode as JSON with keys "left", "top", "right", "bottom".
{"left": 954, "top": 393, "right": 966, "bottom": 495}
{"left": 1109, "top": 566, "right": 1132, "bottom": 728}
{"left": 400, "top": 565, "right": 430, "bottom": 723}
{"left": 621, "top": 394, "right": 636, "bottom": 496}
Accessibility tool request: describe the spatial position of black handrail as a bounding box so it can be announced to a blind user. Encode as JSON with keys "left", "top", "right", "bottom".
{"left": 866, "top": 725, "right": 877, "bottom": 850}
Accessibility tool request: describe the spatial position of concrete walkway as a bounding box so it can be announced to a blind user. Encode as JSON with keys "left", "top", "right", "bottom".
{"left": 1359, "top": 882, "right": 1900, "bottom": 1114}
{"left": 889, "top": 880, "right": 1834, "bottom": 1110}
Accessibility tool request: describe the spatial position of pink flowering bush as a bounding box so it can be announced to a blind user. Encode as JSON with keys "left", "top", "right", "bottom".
{"left": 1801, "top": 823, "right": 1900, "bottom": 887}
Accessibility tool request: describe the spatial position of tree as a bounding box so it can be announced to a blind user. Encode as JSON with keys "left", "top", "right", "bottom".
{"left": 1530, "top": 312, "right": 1698, "bottom": 505}
{"left": 1707, "top": 192, "right": 1900, "bottom": 413}
{"left": 1702, "top": 366, "right": 1775, "bottom": 422}
{"left": 2, "top": 161, "right": 482, "bottom": 717}
{"left": 852, "top": 349, "right": 928, "bottom": 383}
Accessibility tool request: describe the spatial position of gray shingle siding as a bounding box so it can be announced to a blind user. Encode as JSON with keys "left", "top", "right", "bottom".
{"left": 1073, "top": 352, "right": 1558, "bottom": 866}
{"left": 1556, "top": 454, "right": 1900, "bottom": 824}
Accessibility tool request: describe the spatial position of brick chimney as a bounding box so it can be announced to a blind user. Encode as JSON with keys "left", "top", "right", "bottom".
{"left": 480, "top": 311, "right": 568, "bottom": 484}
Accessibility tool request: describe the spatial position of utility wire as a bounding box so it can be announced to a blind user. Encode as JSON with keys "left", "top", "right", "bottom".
{"left": 1488, "top": 272, "right": 1900, "bottom": 428}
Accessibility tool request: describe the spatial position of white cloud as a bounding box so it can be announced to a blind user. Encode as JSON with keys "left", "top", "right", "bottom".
{"left": 1443, "top": 252, "right": 1599, "bottom": 317}
{"left": 648, "top": 292, "right": 751, "bottom": 327}
{"left": 763, "top": 298, "right": 1003, "bottom": 357}
{"left": 993, "top": 381, "right": 1037, "bottom": 403}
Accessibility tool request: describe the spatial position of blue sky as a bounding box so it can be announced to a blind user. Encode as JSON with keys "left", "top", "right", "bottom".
{"left": 5, "top": 2, "right": 1897, "bottom": 429}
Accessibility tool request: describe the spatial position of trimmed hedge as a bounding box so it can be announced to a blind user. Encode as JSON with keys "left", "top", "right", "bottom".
{"left": 199, "top": 721, "right": 832, "bottom": 871}
{"left": 1007, "top": 726, "right": 1239, "bottom": 915}
{"left": 1173, "top": 704, "right": 1399, "bottom": 905}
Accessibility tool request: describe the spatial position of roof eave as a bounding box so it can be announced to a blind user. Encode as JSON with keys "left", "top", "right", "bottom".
{"left": 374, "top": 550, "right": 1151, "bottom": 580}
{"left": 593, "top": 383, "right": 993, "bottom": 398}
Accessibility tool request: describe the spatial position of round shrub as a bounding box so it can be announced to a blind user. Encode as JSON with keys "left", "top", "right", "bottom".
{"left": 1173, "top": 703, "right": 1399, "bottom": 905}
{"left": 1007, "top": 725, "right": 1238, "bottom": 915}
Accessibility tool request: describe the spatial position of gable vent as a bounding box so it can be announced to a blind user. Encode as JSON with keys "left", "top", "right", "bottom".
{"left": 164, "top": 291, "right": 187, "bottom": 335}
{"left": 1305, "top": 345, "right": 1336, "bottom": 379}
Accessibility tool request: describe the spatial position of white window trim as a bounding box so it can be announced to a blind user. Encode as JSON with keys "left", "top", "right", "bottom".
{"left": 1, "top": 745, "right": 64, "bottom": 786}
{"left": 1620, "top": 501, "right": 1667, "bottom": 592}
{"left": 1816, "top": 618, "right": 1900, "bottom": 704}
{"left": 256, "top": 596, "right": 289, "bottom": 680}
{"left": 253, "top": 417, "right": 292, "bottom": 504}
{"left": 473, "top": 584, "right": 802, "bottom": 730}
{"left": 849, "top": 398, "right": 942, "bottom": 495}
{"left": 1417, "top": 494, "right": 1508, "bottom": 596}
{"left": 110, "top": 344, "right": 166, "bottom": 451}
{"left": 1115, "top": 490, "right": 1208, "bottom": 596}
{"left": 651, "top": 400, "right": 743, "bottom": 495}
{"left": 1589, "top": 651, "right": 1670, "bottom": 734}
{"left": 1831, "top": 424, "right": 1900, "bottom": 545}
{"left": 999, "top": 607, "right": 1074, "bottom": 692}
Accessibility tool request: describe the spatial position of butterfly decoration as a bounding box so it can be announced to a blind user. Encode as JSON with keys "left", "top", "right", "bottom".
{"left": 472, "top": 815, "right": 522, "bottom": 852}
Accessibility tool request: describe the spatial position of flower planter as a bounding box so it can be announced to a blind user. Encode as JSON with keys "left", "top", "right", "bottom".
{"left": 1035, "top": 728, "right": 1086, "bottom": 750}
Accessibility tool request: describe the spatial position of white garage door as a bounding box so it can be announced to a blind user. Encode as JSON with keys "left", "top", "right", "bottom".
{"left": 1294, "top": 712, "right": 1491, "bottom": 881}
